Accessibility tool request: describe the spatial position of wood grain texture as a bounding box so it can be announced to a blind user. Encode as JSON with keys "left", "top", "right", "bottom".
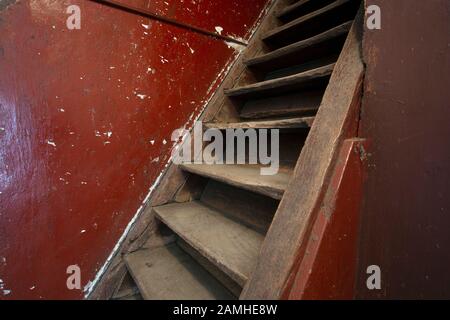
{"left": 241, "top": 12, "right": 364, "bottom": 300}
{"left": 177, "top": 239, "right": 242, "bottom": 297}
{"left": 125, "top": 244, "right": 235, "bottom": 300}
{"left": 264, "top": 0, "right": 359, "bottom": 48}
{"left": 200, "top": 180, "right": 279, "bottom": 234}
{"left": 240, "top": 91, "right": 323, "bottom": 119}
{"left": 224, "top": 64, "right": 334, "bottom": 99}
{"left": 204, "top": 117, "right": 315, "bottom": 130}
{"left": 180, "top": 164, "right": 292, "bottom": 200}
{"left": 245, "top": 21, "right": 352, "bottom": 71}
{"left": 154, "top": 201, "right": 264, "bottom": 287}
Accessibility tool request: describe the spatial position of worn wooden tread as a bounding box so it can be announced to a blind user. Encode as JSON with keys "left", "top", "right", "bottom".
{"left": 204, "top": 117, "right": 315, "bottom": 130}
{"left": 240, "top": 91, "right": 323, "bottom": 120}
{"left": 180, "top": 164, "right": 292, "bottom": 200}
{"left": 224, "top": 64, "right": 334, "bottom": 99}
{"left": 264, "top": 0, "right": 352, "bottom": 42}
{"left": 154, "top": 201, "right": 264, "bottom": 287}
{"left": 125, "top": 244, "right": 235, "bottom": 300}
{"left": 245, "top": 21, "right": 352, "bottom": 69}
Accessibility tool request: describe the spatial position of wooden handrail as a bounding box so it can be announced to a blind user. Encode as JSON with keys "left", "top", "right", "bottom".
{"left": 90, "top": 0, "right": 248, "bottom": 46}
{"left": 241, "top": 8, "right": 364, "bottom": 299}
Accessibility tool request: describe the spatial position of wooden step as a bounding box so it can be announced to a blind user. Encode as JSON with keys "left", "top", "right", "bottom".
{"left": 125, "top": 244, "right": 235, "bottom": 300}
{"left": 224, "top": 63, "right": 334, "bottom": 100}
{"left": 204, "top": 117, "right": 314, "bottom": 130}
{"left": 180, "top": 164, "right": 292, "bottom": 200}
{"left": 277, "top": 0, "right": 336, "bottom": 22}
{"left": 263, "top": 0, "right": 359, "bottom": 48}
{"left": 240, "top": 91, "right": 323, "bottom": 120}
{"left": 154, "top": 201, "right": 264, "bottom": 287}
{"left": 245, "top": 21, "right": 352, "bottom": 73}
{"left": 201, "top": 180, "right": 278, "bottom": 234}
{"left": 177, "top": 239, "right": 243, "bottom": 297}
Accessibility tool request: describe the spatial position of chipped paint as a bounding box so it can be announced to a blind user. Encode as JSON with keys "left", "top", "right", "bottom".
{"left": 0, "top": 0, "right": 272, "bottom": 299}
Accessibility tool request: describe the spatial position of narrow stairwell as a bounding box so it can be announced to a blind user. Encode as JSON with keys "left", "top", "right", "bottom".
{"left": 116, "top": 0, "right": 361, "bottom": 300}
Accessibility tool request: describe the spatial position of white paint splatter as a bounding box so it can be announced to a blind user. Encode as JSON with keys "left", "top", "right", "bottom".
{"left": 186, "top": 42, "right": 195, "bottom": 54}
{"left": 150, "top": 140, "right": 155, "bottom": 145}
{"left": 80, "top": 229, "right": 86, "bottom": 234}
{"left": 141, "top": 24, "right": 150, "bottom": 30}
{"left": 58, "top": 108, "right": 65, "bottom": 113}
{"left": 224, "top": 41, "right": 246, "bottom": 53}
{"left": 137, "top": 94, "right": 147, "bottom": 100}
{"left": 215, "top": 26, "right": 224, "bottom": 35}
{"left": 162, "top": 139, "right": 167, "bottom": 145}
{"left": 46, "top": 140, "right": 56, "bottom": 147}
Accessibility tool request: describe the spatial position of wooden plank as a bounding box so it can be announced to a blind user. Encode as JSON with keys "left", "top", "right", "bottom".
{"left": 224, "top": 64, "right": 334, "bottom": 100}
{"left": 204, "top": 116, "right": 315, "bottom": 130}
{"left": 111, "top": 272, "right": 142, "bottom": 300}
{"left": 240, "top": 91, "right": 323, "bottom": 119}
{"left": 180, "top": 164, "right": 292, "bottom": 200}
{"left": 200, "top": 180, "right": 278, "bottom": 234}
{"left": 263, "top": 0, "right": 359, "bottom": 48}
{"left": 154, "top": 201, "right": 264, "bottom": 287}
{"left": 241, "top": 10, "right": 364, "bottom": 300}
{"left": 177, "top": 239, "right": 242, "bottom": 297}
{"left": 276, "top": 0, "right": 336, "bottom": 22}
{"left": 245, "top": 21, "right": 352, "bottom": 72}
{"left": 125, "top": 244, "right": 235, "bottom": 300}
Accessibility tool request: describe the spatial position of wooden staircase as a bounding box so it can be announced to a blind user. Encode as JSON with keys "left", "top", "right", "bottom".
{"left": 114, "top": 0, "right": 362, "bottom": 300}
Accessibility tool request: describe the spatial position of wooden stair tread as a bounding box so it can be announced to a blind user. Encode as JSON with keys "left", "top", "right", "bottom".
{"left": 204, "top": 117, "right": 315, "bottom": 130}
{"left": 224, "top": 64, "right": 334, "bottom": 99}
{"left": 240, "top": 91, "right": 323, "bottom": 119}
{"left": 244, "top": 21, "right": 352, "bottom": 70}
{"left": 154, "top": 201, "right": 265, "bottom": 286}
{"left": 265, "top": 0, "right": 350, "bottom": 40}
{"left": 125, "top": 244, "right": 235, "bottom": 300}
{"left": 263, "top": 0, "right": 358, "bottom": 47}
{"left": 180, "top": 164, "right": 292, "bottom": 200}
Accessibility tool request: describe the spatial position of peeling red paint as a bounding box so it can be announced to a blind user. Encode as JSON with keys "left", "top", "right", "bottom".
{"left": 0, "top": 0, "right": 269, "bottom": 299}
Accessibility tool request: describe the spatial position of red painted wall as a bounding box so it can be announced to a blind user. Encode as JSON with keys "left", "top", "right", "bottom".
{"left": 0, "top": 0, "right": 269, "bottom": 299}
{"left": 357, "top": 0, "right": 450, "bottom": 299}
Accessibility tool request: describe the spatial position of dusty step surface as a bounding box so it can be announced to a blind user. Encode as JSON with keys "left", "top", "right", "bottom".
{"left": 125, "top": 244, "right": 235, "bottom": 300}
{"left": 244, "top": 21, "right": 352, "bottom": 72}
{"left": 204, "top": 117, "right": 315, "bottom": 130}
{"left": 240, "top": 91, "right": 323, "bottom": 120}
{"left": 263, "top": 0, "right": 359, "bottom": 47}
{"left": 180, "top": 164, "right": 292, "bottom": 200}
{"left": 154, "top": 201, "right": 264, "bottom": 287}
{"left": 224, "top": 63, "right": 334, "bottom": 100}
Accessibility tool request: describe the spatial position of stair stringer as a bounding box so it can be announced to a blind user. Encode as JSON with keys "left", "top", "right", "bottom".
{"left": 241, "top": 7, "right": 365, "bottom": 300}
